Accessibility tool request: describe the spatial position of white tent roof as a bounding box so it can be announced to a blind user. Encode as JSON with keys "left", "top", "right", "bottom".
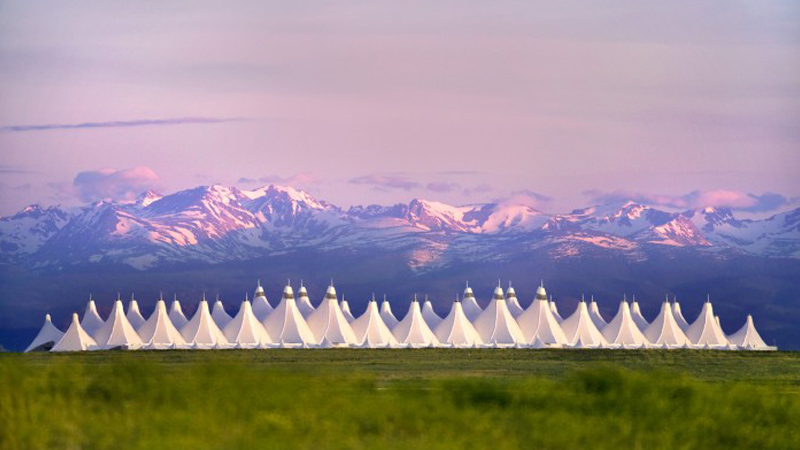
{"left": 549, "top": 298, "right": 564, "bottom": 323}
{"left": 306, "top": 285, "right": 357, "bottom": 346}
{"left": 351, "top": 297, "right": 401, "bottom": 348}
{"left": 52, "top": 313, "right": 98, "bottom": 352}
{"left": 126, "top": 297, "right": 146, "bottom": 331}
{"left": 340, "top": 297, "right": 356, "bottom": 323}
{"left": 81, "top": 297, "right": 105, "bottom": 338}
{"left": 728, "top": 315, "right": 775, "bottom": 350}
{"left": 252, "top": 280, "right": 274, "bottom": 321}
{"left": 516, "top": 284, "right": 568, "bottom": 346}
{"left": 686, "top": 300, "right": 729, "bottom": 347}
{"left": 560, "top": 301, "right": 608, "bottom": 348}
{"left": 169, "top": 297, "right": 189, "bottom": 330}
{"left": 473, "top": 284, "right": 526, "bottom": 346}
{"left": 505, "top": 284, "right": 524, "bottom": 318}
{"left": 421, "top": 298, "right": 443, "bottom": 329}
{"left": 297, "top": 282, "right": 316, "bottom": 318}
{"left": 643, "top": 301, "right": 691, "bottom": 348}
{"left": 380, "top": 297, "right": 400, "bottom": 329}
{"left": 223, "top": 299, "right": 272, "bottom": 348}
{"left": 181, "top": 298, "right": 230, "bottom": 348}
{"left": 630, "top": 299, "right": 649, "bottom": 331}
{"left": 393, "top": 297, "right": 440, "bottom": 347}
{"left": 139, "top": 299, "right": 187, "bottom": 349}
{"left": 602, "top": 300, "right": 650, "bottom": 348}
{"left": 25, "top": 314, "right": 64, "bottom": 352}
{"left": 588, "top": 298, "right": 608, "bottom": 330}
{"left": 435, "top": 299, "right": 484, "bottom": 347}
{"left": 211, "top": 298, "right": 233, "bottom": 329}
{"left": 672, "top": 300, "right": 690, "bottom": 331}
{"left": 93, "top": 299, "right": 144, "bottom": 349}
{"left": 261, "top": 284, "right": 317, "bottom": 347}
{"left": 461, "top": 283, "right": 483, "bottom": 322}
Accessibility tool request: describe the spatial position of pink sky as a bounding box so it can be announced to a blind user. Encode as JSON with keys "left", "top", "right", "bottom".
{"left": 0, "top": 1, "right": 798, "bottom": 215}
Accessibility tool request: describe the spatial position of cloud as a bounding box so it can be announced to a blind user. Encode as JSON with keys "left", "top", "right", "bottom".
{"left": 0, "top": 165, "right": 35, "bottom": 175}
{"left": 73, "top": 166, "right": 160, "bottom": 202}
{"left": 463, "top": 183, "right": 493, "bottom": 197}
{"left": 1, "top": 117, "right": 248, "bottom": 132}
{"left": 583, "top": 189, "right": 792, "bottom": 212}
{"left": 425, "top": 181, "right": 460, "bottom": 193}
{"left": 349, "top": 174, "right": 421, "bottom": 191}
{"left": 252, "top": 173, "right": 321, "bottom": 186}
{"left": 496, "top": 189, "right": 552, "bottom": 209}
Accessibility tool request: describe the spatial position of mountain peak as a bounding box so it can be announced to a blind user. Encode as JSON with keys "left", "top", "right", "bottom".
{"left": 135, "top": 189, "right": 162, "bottom": 207}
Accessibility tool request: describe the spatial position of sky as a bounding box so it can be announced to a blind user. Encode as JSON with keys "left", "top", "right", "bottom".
{"left": 1, "top": 1, "right": 799, "bottom": 216}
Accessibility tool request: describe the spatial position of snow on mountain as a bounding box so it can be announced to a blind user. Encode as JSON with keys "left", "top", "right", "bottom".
{"left": 2, "top": 185, "right": 798, "bottom": 270}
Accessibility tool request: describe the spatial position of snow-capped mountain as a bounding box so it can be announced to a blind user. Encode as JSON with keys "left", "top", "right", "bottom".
{"left": 1, "top": 184, "right": 798, "bottom": 270}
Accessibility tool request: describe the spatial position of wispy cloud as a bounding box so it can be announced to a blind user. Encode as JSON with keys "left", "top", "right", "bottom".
{"left": 349, "top": 174, "right": 421, "bottom": 191}
{"left": 73, "top": 166, "right": 161, "bottom": 202}
{"left": 0, "top": 165, "right": 36, "bottom": 174}
{"left": 0, "top": 117, "right": 248, "bottom": 132}
{"left": 583, "top": 189, "right": 792, "bottom": 213}
{"left": 239, "top": 173, "right": 321, "bottom": 187}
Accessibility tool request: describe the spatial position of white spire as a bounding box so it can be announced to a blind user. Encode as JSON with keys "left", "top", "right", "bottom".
{"left": 602, "top": 300, "right": 650, "bottom": 348}
{"left": 461, "top": 282, "right": 483, "bottom": 322}
{"left": 516, "top": 290, "right": 567, "bottom": 347}
{"left": 672, "top": 298, "right": 690, "bottom": 331}
{"left": 169, "top": 295, "right": 189, "bottom": 330}
{"left": 139, "top": 298, "right": 187, "bottom": 349}
{"left": 685, "top": 300, "right": 729, "bottom": 348}
{"left": 393, "top": 299, "right": 440, "bottom": 347}
{"left": 351, "top": 296, "right": 401, "bottom": 348}
{"left": 505, "top": 282, "right": 524, "bottom": 318}
{"left": 80, "top": 295, "right": 105, "bottom": 339}
{"left": 93, "top": 299, "right": 144, "bottom": 349}
{"left": 421, "top": 296, "right": 443, "bottom": 329}
{"left": 296, "top": 281, "right": 316, "bottom": 318}
{"left": 643, "top": 300, "right": 691, "bottom": 348}
{"left": 728, "top": 315, "right": 775, "bottom": 350}
{"left": 339, "top": 293, "right": 355, "bottom": 323}
{"left": 560, "top": 301, "right": 608, "bottom": 348}
{"left": 472, "top": 284, "right": 526, "bottom": 347}
{"left": 434, "top": 297, "right": 484, "bottom": 347}
{"left": 630, "top": 297, "right": 649, "bottom": 331}
{"left": 223, "top": 297, "right": 272, "bottom": 348}
{"left": 549, "top": 296, "right": 563, "bottom": 323}
{"left": 211, "top": 296, "right": 233, "bottom": 329}
{"left": 181, "top": 298, "right": 230, "bottom": 349}
{"left": 25, "top": 313, "right": 64, "bottom": 352}
{"left": 52, "top": 313, "right": 98, "bottom": 352}
{"left": 252, "top": 280, "right": 274, "bottom": 322}
{"left": 126, "top": 296, "right": 146, "bottom": 331}
{"left": 380, "top": 295, "right": 400, "bottom": 329}
{"left": 306, "top": 287, "right": 357, "bottom": 347}
{"left": 261, "top": 283, "right": 316, "bottom": 347}
{"left": 588, "top": 296, "right": 608, "bottom": 330}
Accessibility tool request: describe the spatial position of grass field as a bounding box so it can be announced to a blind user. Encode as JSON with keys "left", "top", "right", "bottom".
{"left": 2, "top": 349, "right": 799, "bottom": 450}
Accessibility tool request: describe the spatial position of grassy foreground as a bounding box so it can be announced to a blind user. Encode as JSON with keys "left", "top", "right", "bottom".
{"left": 1, "top": 349, "right": 799, "bottom": 450}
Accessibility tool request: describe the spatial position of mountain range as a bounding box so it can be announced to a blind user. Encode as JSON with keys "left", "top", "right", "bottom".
{"left": 1, "top": 183, "right": 798, "bottom": 271}
{"left": 1, "top": 184, "right": 799, "bottom": 351}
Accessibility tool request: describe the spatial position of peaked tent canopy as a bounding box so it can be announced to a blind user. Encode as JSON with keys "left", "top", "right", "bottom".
{"left": 261, "top": 284, "right": 317, "bottom": 347}
{"left": 351, "top": 296, "right": 401, "bottom": 348}
{"left": 686, "top": 299, "right": 729, "bottom": 347}
{"left": 473, "top": 283, "right": 526, "bottom": 347}
{"left": 461, "top": 283, "right": 483, "bottom": 322}
{"left": 52, "top": 313, "right": 98, "bottom": 352}
{"left": 380, "top": 296, "right": 400, "bottom": 329}
{"left": 340, "top": 296, "right": 356, "bottom": 323}
{"left": 126, "top": 296, "right": 147, "bottom": 331}
{"left": 139, "top": 298, "right": 187, "bottom": 349}
{"left": 93, "top": 298, "right": 144, "bottom": 350}
{"left": 25, "top": 314, "right": 64, "bottom": 352}
{"left": 434, "top": 298, "right": 484, "bottom": 348}
{"left": 81, "top": 297, "right": 105, "bottom": 339}
{"left": 630, "top": 299, "right": 650, "bottom": 331}
{"left": 549, "top": 298, "right": 564, "bottom": 323}
{"left": 728, "top": 315, "right": 775, "bottom": 350}
{"left": 516, "top": 285, "right": 568, "bottom": 346}
{"left": 223, "top": 297, "right": 272, "bottom": 348}
{"left": 181, "top": 297, "right": 230, "bottom": 348}
{"left": 643, "top": 301, "right": 692, "bottom": 348}
{"left": 421, "top": 297, "right": 443, "bottom": 330}
{"left": 560, "top": 301, "right": 608, "bottom": 348}
{"left": 601, "top": 300, "right": 650, "bottom": 348}
{"left": 169, "top": 297, "right": 189, "bottom": 330}
{"left": 392, "top": 296, "right": 440, "bottom": 347}
{"left": 672, "top": 300, "right": 691, "bottom": 332}
{"left": 588, "top": 297, "right": 608, "bottom": 330}
{"left": 505, "top": 283, "right": 524, "bottom": 318}
{"left": 306, "top": 285, "right": 357, "bottom": 346}
{"left": 211, "top": 297, "right": 233, "bottom": 329}
{"left": 297, "top": 282, "right": 316, "bottom": 318}
{"left": 252, "top": 280, "right": 274, "bottom": 322}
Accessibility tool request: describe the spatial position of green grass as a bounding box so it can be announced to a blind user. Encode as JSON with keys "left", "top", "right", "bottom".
{"left": 2, "top": 350, "right": 799, "bottom": 450}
